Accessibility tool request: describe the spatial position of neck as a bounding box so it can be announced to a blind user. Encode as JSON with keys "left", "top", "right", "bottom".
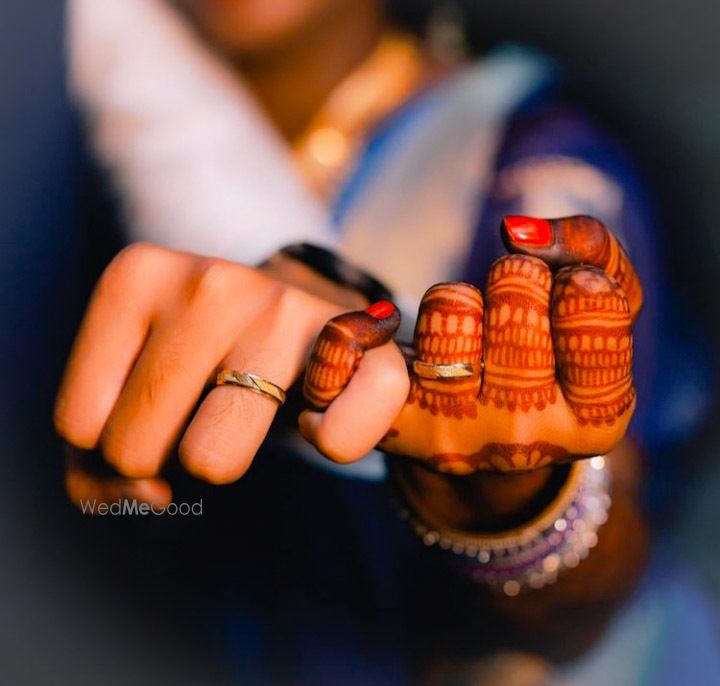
{"left": 236, "top": 9, "right": 386, "bottom": 142}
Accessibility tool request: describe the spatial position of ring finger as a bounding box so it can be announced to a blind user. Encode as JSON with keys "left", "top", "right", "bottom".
{"left": 100, "top": 261, "right": 277, "bottom": 477}
{"left": 179, "top": 293, "right": 341, "bottom": 483}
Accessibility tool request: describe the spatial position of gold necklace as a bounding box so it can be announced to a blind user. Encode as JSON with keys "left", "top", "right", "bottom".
{"left": 293, "top": 31, "right": 428, "bottom": 200}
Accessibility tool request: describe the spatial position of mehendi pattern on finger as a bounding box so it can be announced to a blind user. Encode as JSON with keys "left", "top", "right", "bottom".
{"left": 407, "top": 378, "right": 481, "bottom": 419}
{"left": 480, "top": 256, "right": 557, "bottom": 412}
{"left": 427, "top": 441, "right": 571, "bottom": 474}
{"left": 375, "top": 219, "right": 640, "bottom": 474}
{"left": 600, "top": 235, "right": 641, "bottom": 319}
{"left": 303, "top": 321, "right": 364, "bottom": 408}
{"left": 554, "top": 215, "right": 641, "bottom": 317}
{"left": 502, "top": 215, "right": 643, "bottom": 319}
{"left": 408, "top": 283, "right": 483, "bottom": 419}
{"left": 552, "top": 266, "right": 635, "bottom": 426}
{"left": 303, "top": 302, "right": 400, "bottom": 409}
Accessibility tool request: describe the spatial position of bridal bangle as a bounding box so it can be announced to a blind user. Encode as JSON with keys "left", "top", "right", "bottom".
{"left": 388, "top": 456, "right": 611, "bottom": 596}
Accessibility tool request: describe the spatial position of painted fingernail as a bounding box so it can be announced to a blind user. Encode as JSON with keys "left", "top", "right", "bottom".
{"left": 365, "top": 300, "right": 395, "bottom": 319}
{"left": 503, "top": 216, "right": 553, "bottom": 247}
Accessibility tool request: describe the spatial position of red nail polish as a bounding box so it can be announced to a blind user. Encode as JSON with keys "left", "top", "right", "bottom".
{"left": 365, "top": 300, "right": 395, "bottom": 319}
{"left": 504, "top": 216, "right": 553, "bottom": 247}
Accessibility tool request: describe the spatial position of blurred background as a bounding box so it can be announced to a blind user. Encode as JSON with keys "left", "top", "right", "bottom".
{"left": 1, "top": 0, "right": 719, "bottom": 684}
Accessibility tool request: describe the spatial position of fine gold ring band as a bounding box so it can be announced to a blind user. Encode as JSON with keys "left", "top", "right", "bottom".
{"left": 412, "top": 360, "right": 483, "bottom": 380}
{"left": 215, "top": 369, "right": 287, "bottom": 405}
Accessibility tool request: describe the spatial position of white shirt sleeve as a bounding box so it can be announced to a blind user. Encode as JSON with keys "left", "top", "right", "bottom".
{"left": 68, "top": 0, "right": 337, "bottom": 265}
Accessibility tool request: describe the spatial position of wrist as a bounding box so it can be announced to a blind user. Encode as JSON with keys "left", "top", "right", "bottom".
{"left": 388, "top": 456, "right": 613, "bottom": 594}
{"left": 391, "top": 458, "right": 559, "bottom": 531}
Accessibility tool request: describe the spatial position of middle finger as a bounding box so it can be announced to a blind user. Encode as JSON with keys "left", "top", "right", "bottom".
{"left": 179, "top": 292, "right": 342, "bottom": 483}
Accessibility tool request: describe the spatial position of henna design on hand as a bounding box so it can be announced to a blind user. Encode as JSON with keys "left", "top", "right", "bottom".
{"left": 302, "top": 215, "right": 639, "bottom": 473}
{"left": 408, "top": 283, "right": 483, "bottom": 419}
{"left": 303, "top": 300, "right": 400, "bottom": 409}
{"left": 480, "top": 255, "right": 556, "bottom": 412}
{"left": 552, "top": 265, "right": 634, "bottom": 426}
{"left": 502, "top": 215, "right": 643, "bottom": 320}
{"left": 428, "top": 441, "right": 572, "bottom": 472}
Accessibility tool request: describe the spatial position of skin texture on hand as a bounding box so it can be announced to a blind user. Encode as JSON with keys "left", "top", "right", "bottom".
{"left": 302, "top": 215, "right": 641, "bottom": 474}
{"left": 55, "top": 244, "right": 407, "bottom": 508}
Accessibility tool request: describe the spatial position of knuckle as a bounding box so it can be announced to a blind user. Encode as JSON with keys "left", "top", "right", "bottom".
{"left": 555, "top": 264, "right": 614, "bottom": 293}
{"left": 552, "top": 267, "right": 631, "bottom": 331}
{"left": 97, "top": 243, "right": 159, "bottom": 300}
{"left": 107, "top": 242, "right": 157, "bottom": 280}
{"left": 179, "top": 440, "right": 248, "bottom": 485}
{"left": 53, "top": 408, "right": 96, "bottom": 449}
{"left": 264, "top": 284, "right": 322, "bottom": 340}
{"left": 283, "top": 284, "right": 339, "bottom": 319}
{"left": 185, "top": 260, "right": 286, "bottom": 319}
{"left": 269, "top": 282, "right": 306, "bottom": 321}
{"left": 186, "top": 258, "right": 238, "bottom": 303}
{"left": 101, "top": 428, "right": 157, "bottom": 478}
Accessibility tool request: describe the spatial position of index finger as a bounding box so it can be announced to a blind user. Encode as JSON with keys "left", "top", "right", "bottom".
{"left": 501, "top": 215, "right": 643, "bottom": 320}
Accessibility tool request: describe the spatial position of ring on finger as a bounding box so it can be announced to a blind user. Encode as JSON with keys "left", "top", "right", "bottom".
{"left": 412, "top": 360, "right": 483, "bottom": 380}
{"left": 215, "top": 369, "right": 287, "bottom": 405}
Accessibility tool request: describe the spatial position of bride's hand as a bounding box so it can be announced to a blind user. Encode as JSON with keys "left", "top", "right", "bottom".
{"left": 55, "top": 245, "right": 409, "bottom": 507}
{"left": 301, "top": 215, "right": 643, "bottom": 473}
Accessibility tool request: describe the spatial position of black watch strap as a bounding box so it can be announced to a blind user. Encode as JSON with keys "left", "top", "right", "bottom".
{"left": 278, "top": 243, "right": 393, "bottom": 304}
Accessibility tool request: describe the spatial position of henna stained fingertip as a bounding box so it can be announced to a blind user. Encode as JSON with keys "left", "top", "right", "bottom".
{"left": 552, "top": 265, "right": 635, "bottom": 426}
{"left": 303, "top": 305, "right": 401, "bottom": 409}
{"left": 501, "top": 214, "right": 643, "bottom": 319}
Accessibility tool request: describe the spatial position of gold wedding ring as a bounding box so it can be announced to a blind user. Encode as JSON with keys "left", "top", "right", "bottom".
{"left": 215, "top": 369, "right": 287, "bottom": 405}
{"left": 412, "top": 360, "right": 483, "bottom": 380}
